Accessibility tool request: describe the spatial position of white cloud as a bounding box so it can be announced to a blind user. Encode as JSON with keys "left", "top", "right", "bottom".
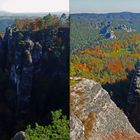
{"left": 1, "top": 0, "right": 69, "bottom": 13}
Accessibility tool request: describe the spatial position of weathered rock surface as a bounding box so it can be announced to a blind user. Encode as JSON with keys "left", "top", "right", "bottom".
{"left": 70, "top": 78, "right": 139, "bottom": 140}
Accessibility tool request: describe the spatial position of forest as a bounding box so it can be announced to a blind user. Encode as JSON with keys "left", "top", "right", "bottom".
{"left": 70, "top": 13, "right": 140, "bottom": 110}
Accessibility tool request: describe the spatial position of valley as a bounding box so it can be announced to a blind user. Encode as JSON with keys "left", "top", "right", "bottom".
{"left": 70, "top": 12, "right": 140, "bottom": 135}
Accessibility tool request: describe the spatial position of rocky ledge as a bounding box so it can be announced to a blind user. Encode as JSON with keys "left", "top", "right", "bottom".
{"left": 70, "top": 77, "right": 140, "bottom": 140}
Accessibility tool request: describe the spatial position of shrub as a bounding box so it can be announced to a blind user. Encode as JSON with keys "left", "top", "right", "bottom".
{"left": 25, "top": 110, "right": 69, "bottom": 140}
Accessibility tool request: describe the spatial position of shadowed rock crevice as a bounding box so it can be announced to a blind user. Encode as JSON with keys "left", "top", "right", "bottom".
{"left": 127, "top": 60, "right": 140, "bottom": 133}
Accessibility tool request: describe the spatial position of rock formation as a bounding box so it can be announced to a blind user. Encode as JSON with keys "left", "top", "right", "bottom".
{"left": 127, "top": 60, "right": 140, "bottom": 132}
{"left": 100, "top": 23, "right": 116, "bottom": 39}
{"left": 116, "top": 24, "right": 136, "bottom": 32}
{"left": 70, "top": 77, "right": 139, "bottom": 140}
{"left": 1, "top": 26, "right": 70, "bottom": 116}
{"left": 0, "top": 25, "right": 69, "bottom": 139}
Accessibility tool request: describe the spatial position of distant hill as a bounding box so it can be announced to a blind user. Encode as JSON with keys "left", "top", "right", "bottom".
{"left": 0, "top": 11, "right": 68, "bottom": 17}
{"left": 71, "top": 12, "right": 140, "bottom": 30}
{"left": 71, "top": 12, "right": 140, "bottom": 52}
{"left": 71, "top": 12, "right": 140, "bottom": 20}
{"left": 0, "top": 11, "right": 13, "bottom": 16}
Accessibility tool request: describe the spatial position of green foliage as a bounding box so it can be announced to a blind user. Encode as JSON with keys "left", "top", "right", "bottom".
{"left": 71, "top": 15, "right": 140, "bottom": 84}
{"left": 105, "top": 49, "right": 129, "bottom": 57}
{"left": 70, "top": 13, "right": 140, "bottom": 53}
{"left": 70, "top": 62, "right": 76, "bottom": 77}
{"left": 71, "top": 19, "right": 101, "bottom": 52}
{"left": 25, "top": 110, "right": 69, "bottom": 140}
{"left": 71, "top": 35, "right": 140, "bottom": 85}
{"left": 12, "top": 13, "right": 69, "bottom": 31}
{"left": 70, "top": 15, "right": 140, "bottom": 110}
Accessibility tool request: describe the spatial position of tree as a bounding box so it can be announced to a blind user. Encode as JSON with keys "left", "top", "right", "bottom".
{"left": 43, "top": 13, "right": 52, "bottom": 26}
{"left": 60, "top": 13, "right": 67, "bottom": 25}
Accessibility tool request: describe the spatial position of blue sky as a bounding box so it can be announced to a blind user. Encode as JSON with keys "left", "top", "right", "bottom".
{"left": 70, "top": 0, "right": 140, "bottom": 13}
{"left": 0, "top": 0, "right": 69, "bottom": 13}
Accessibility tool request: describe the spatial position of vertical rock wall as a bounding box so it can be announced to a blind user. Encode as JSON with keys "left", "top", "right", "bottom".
{"left": 3, "top": 26, "right": 69, "bottom": 115}
{"left": 127, "top": 60, "right": 140, "bottom": 132}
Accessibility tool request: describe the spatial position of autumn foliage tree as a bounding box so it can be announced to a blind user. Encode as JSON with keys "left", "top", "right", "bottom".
{"left": 108, "top": 60, "right": 123, "bottom": 74}
{"left": 12, "top": 13, "right": 69, "bottom": 32}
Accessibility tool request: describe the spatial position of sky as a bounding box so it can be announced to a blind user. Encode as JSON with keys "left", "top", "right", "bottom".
{"left": 0, "top": 0, "right": 69, "bottom": 13}
{"left": 70, "top": 0, "right": 140, "bottom": 13}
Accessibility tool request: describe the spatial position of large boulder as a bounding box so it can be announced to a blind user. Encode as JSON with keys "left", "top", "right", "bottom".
{"left": 70, "top": 77, "right": 139, "bottom": 140}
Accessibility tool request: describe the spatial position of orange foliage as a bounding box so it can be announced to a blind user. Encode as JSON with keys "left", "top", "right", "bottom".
{"left": 93, "top": 45, "right": 103, "bottom": 56}
{"left": 108, "top": 61, "right": 123, "bottom": 74}
{"left": 75, "top": 63, "right": 91, "bottom": 72}
{"left": 89, "top": 58, "right": 95, "bottom": 64}
{"left": 79, "top": 48, "right": 91, "bottom": 55}
{"left": 32, "top": 18, "right": 47, "bottom": 31}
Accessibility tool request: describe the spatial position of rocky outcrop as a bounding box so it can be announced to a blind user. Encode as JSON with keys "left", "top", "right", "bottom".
{"left": 2, "top": 26, "right": 69, "bottom": 115}
{"left": 9, "top": 36, "right": 35, "bottom": 114}
{"left": 127, "top": 60, "right": 140, "bottom": 132}
{"left": 105, "top": 30, "right": 116, "bottom": 39}
{"left": 100, "top": 24, "right": 116, "bottom": 39}
{"left": 11, "top": 131, "right": 26, "bottom": 140}
{"left": 116, "top": 24, "right": 136, "bottom": 32}
{"left": 0, "top": 25, "right": 69, "bottom": 139}
{"left": 70, "top": 78, "right": 139, "bottom": 140}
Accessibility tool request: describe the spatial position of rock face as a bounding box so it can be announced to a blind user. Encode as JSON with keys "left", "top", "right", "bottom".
{"left": 0, "top": 25, "right": 69, "bottom": 139}
{"left": 116, "top": 24, "right": 135, "bottom": 32}
{"left": 100, "top": 22, "right": 116, "bottom": 39}
{"left": 70, "top": 78, "right": 138, "bottom": 140}
{"left": 0, "top": 35, "right": 2, "bottom": 48}
{"left": 0, "top": 35, "right": 4, "bottom": 68}
{"left": 1, "top": 26, "right": 69, "bottom": 115}
{"left": 127, "top": 60, "right": 140, "bottom": 132}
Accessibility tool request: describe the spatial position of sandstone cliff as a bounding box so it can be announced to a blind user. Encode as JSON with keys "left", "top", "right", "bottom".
{"left": 2, "top": 26, "right": 69, "bottom": 115}
{"left": 70, "top": 77, "right": 139, "bottom": 140}
{"left": 0, "top": 26, "right": 69, "bottom": 139}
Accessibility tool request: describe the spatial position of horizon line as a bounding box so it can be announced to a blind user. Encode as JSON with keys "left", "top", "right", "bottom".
{"left": 70, "top": 11, "right": 140, "bottom": 14}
